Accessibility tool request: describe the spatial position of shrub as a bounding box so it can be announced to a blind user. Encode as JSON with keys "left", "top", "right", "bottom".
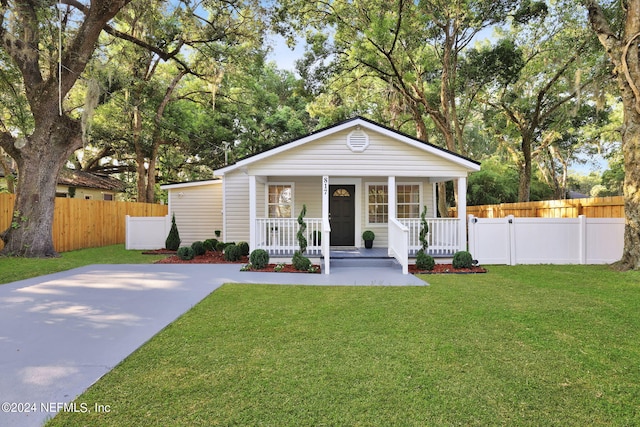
{"left": 177, "top": 246, "right": 194, "bottom": 261}
{"left": 191, "top": 241, "right": 206, "bottom": 256}
{"left": 297, "top": 204, "right": 307, "bottom": 253}
{"left": 165, "top": 214, "right": 181, "bottom": 251}
{"left": 453, "top": 250, "right": 474, "bottom": 269}
{"left": 224, "top": 244, "right": 242, "bottom": 262}
{"left": 203, "top": 239, "right": 218, "bottom": 252}
{"left": 292, "top": 251, "right": 311, "bottom": 271}
{"left": 416, "top": 249, "right": 435, "bottom": 271}
{"left": 249, "top": 249, "right": 270, "bottom": 269}
{"left": 237, "top": 241, "right": 250, "bottom": 256}
{"left": 215, "top": 241, "right": 226, "bottom": 252}
{"left": 362, "top": 230, "right": 375, "bottom": 241}
{"left": 419, "top": 206, "right": 429, "bottom": 251}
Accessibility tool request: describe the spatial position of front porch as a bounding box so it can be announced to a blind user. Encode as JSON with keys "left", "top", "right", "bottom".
{"left": 253, "top": 215, "right": 463, "bottom": 274}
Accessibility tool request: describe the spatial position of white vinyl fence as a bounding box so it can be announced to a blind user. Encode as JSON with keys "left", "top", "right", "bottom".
{"left": 125, "top": 215, "right": 170, "bottom": 250}
{"left": 468, "top": 215, "right": 624, "bottom": 265}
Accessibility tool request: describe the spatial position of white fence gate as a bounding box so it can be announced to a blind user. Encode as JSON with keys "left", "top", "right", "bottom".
{"left": 468, "top": 215, "right": 624, "bottom": 265}
{"left": 125, "top": 215, "right": 170, "bottom": 250}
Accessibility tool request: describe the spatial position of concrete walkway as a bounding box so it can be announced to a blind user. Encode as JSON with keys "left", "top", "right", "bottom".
{"left": 0, "top": 263, "right": 426, "bottom": 426}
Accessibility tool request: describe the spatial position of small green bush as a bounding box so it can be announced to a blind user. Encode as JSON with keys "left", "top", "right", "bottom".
{"left": 237, "top": 241, "right": 250, "bottom": 256}
{"left": 215, "top": 241, "right": 226, "bottom": 252}
{"left": 224, "top": 244, "right": 242, "bottom": 262}
{"left": 191, "top": 241, "right": 206, "bottom": 256}
{"left": 416, "top": 249, "right": 435, "bottom": 271}
{"left": 453, "top": 250, "right": 474, "bottom": 269}
{"left": 203, "top": 239, "right": 218, "bottom": 252}
{"left": 165, "top": 214, "right": 181, "bottom": 251}
{"left": 249, "top": 249, "right": 270, "bottom": 269}
{"left": 177, "top": 246, "right": 194, "bottom": 261}
{"left": 292, "top": 251, "right": 311, "bottom": 271}
{"left": 362, "top": 230, "right": 375, "bottom": 241}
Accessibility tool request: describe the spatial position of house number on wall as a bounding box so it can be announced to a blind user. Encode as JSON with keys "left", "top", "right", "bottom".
{"left": 323, "top": 177, "right": 329, "bottom": 196}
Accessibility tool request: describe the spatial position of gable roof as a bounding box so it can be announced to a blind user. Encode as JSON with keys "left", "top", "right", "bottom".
{"left": 0, "top": 168, "right": 125, "bottom": 192}
{"left": 215, "top": 116, "right": 480, "bottom": 175}
{"left": 58, "top": 170, "right": 126, "bottom": 192}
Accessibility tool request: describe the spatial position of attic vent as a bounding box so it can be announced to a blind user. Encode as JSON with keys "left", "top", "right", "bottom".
{"left": 347, "top": 127, "right": 369, "bottom": 152}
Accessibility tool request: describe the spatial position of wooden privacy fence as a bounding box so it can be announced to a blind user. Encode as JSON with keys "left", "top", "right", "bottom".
{"left": 0, "top": 193, "right": 167, "bottom": 252}
{"left": 450, "top": 196, "right": 624, "bottom": 219}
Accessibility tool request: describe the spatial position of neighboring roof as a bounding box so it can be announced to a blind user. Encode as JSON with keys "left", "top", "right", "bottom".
{"left": 215, "top": 116, "right": 481, "bottom": 175}
{"left": 58, "top": 170, "right": 126, "bottom": 192}
{"left": 0, "top": 168, "right": 125, "bottom": 192}
{"left": 160, "top": 178, "right": 222, "bottom": 190}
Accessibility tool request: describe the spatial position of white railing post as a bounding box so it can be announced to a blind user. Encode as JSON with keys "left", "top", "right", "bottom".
{"left": 323, "top": 218, "right": 331, "bottom": 274}
{"left": 389, "top": 218, "right": 409, "bottom": 274}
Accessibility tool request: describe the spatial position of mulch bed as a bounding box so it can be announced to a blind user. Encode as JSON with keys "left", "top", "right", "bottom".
{"left": 150, "top": 250, "right": 320, "bottom": 272}
{"left": 244, "top": 264, "right": 322, "bottom": 274}
{"left": 409, "top": 263, "right": 487, "bottom": 274}
{"left": 145, "top": 249, "right": 485, "bottom": 274}
{"left": 153, "top": 250, "right": 249, "bottom": 264}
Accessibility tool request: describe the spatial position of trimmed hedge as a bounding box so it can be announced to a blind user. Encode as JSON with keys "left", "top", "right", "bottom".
{"left": 249, "top": 249, "right": 270, "bottom": 269}
{"left": 177, "top": 246, "right": 194, "bottom": 261}
{"left": 453, "top": 251, "right": 474, "bottom": 269}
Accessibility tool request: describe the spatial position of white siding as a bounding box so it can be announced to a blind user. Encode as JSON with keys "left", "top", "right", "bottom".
{"left": 248, "top": 129, "right": 470, "bottom": 177}
{"left": 223, "top": 172, "right": 251, "bottom": 243}
{"left": 168, "top": 182, "right": 223, "bottom": 246}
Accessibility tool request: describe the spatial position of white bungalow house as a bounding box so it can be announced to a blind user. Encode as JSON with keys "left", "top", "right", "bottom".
{"left": 210, "top": 116, "right": 480, "bottom": 274}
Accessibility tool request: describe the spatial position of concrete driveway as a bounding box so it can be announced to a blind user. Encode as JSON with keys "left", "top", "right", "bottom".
{"left": 0, "top": 263, "right": 425, "bottom": 426}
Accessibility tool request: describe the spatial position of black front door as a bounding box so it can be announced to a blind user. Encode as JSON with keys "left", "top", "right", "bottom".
{"left": 329, "top": 185, "right": 355, "bottom": 246}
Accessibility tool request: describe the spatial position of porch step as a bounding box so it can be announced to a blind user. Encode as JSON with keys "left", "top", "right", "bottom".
{"left": 329, "top": 257, "right": 400, "bottom": 269}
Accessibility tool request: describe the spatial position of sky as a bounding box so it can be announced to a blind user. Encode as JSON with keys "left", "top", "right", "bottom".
{"left": 265, "top": 33, "right": 306, "bottom": 72}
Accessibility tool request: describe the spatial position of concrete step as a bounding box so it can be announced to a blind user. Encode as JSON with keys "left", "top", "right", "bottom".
{"left": 329, "top": 257, "right": 400, "bottom": 269}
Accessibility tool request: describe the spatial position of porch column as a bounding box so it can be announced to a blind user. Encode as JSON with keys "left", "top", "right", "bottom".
{"left": 322, "top": 176, "right": 330, "bottom": 274}
{"left": 457, "top": 176, "right": 467, "bottom": 251}
{"left": 388, "top": 176, "right": 396, "bottom": 219}
{"left": 249, "top": 175, "right": 256, "bottom": 251}
{"left": 322, "top": 176, "right": 329, "bottom": 221}
{"left": 388, "top": 176, "right": 396, "bottom": 257}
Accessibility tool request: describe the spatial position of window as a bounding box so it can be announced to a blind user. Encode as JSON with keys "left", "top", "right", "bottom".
{"left": 103, "top": 194, "right": 114, "bottom": 201}
{"left": 268, "top": 184, "right": 293, "bottom": 218}
{"left": 333, "top": 188, "right": 350, "bottom": 197}
{"left": 397, "top": 184, "right": 420, "bottom": 219}
{"left": 367, "top": 183, "right": 421, "bottom": 223}
{"left": 368, "top": 184, "right": 388, "bottom": 223}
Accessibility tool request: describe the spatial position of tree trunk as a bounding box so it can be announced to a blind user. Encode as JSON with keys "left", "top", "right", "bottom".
{"left": 518, "top": 134, "right": 533, "bottom": 202}
{"left": 585, "top": 0, "right": 640, "bottom": 270}
{"left": 615, "top": 91, "right": 640, "bottom": 270}
{"left": 1, "top": 119, "right": 81, "bottom": 257}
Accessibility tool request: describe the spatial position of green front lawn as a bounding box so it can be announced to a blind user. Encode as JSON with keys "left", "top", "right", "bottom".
{"left": 47, "top": 265, "right": 640, "bottom": 426}
{"left": 0, "top": 244, "right": 165, "bottom": 285}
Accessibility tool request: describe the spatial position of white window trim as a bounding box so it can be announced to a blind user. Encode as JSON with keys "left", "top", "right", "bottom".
{"left": 366, "top": 181, "right": 423, "bottom": 225}
{"left": 265, "top": 182, "right": 295, "bottom": 218}
{"left": 396, "top": 181, "right": 423, "bottom": 219}
{"left": 366, "top": 182, "right": 389, "bottom": 226}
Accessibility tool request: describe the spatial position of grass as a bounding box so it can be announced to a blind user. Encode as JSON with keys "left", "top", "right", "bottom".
{"left": 46, "top": 264, "right": 640, "bottom": 426}
{"left": 0, "top": 244, "right": 165, "bottom": 285}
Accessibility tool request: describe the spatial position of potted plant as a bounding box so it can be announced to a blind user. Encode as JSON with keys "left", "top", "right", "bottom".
{"left": 362, "top": 230, "right": 375, "bottom": 249}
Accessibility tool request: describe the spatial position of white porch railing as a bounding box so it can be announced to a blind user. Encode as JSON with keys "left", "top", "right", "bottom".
{"left": 255, "top": 218, "right": 323, "bottom": 255}
{"left": 322, "top": 218, "right": 331, "bottom": 274}
{"left": 400, "top": 218, "right": 460, "bottom": 255}
{"left": 388, "top": 218, "right": 409, "bottom": 274}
